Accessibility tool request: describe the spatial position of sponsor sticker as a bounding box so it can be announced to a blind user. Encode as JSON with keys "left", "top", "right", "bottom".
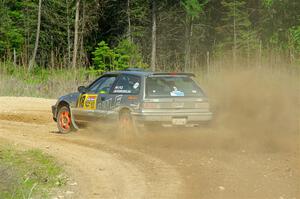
{"left": 78, "top": 94, "right": 98, "bottom": 110}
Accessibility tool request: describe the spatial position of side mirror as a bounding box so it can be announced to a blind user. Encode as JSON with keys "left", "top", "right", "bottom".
{"left": 78, "top": 86, "right": 87, "bottom": 93}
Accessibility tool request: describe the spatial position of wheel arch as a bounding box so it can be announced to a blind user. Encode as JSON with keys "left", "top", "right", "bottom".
{"left": 118, "top": 107, "right": 132, "bottom": 117}
{"left": 57, "top": 101, "right": 70, "bottom": 115}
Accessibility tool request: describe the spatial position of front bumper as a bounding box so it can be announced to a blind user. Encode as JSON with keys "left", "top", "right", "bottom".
{"left": 51, "top": 105, "right": 57, "bottom": 121}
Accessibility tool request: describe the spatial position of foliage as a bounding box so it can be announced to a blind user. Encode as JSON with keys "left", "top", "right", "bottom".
{"left": 181, "top": 0, "right": 208, "bottom": 18}
{"left": 92, "top": 39, "right": 147, "bottom": 73}
{"left": 92, "top": 41, "right": 115, "bottom": 73}
{"left": 128, "top": 0, "right": 149, "bottom": 39}
{"left": 0, "top": 0, "right": 299, "bottom": 70}
{"left": 211, "top": 0, "right": 260, "bottom": 61}
{"left": 262, "top": 0, "right": 273, "bottom": 8}
{"left": 289, "top": 26, "right": 300, "bottom": 62}
{"left": 114, "top": 39, "right": 147, "bottom": 69}
{"left": 0, "top": 1, "right": 25, "bottom": 56}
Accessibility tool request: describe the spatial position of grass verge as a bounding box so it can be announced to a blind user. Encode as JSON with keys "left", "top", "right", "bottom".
{"left": 0, "top": 62, "right": 96, "bottom": 98}
{"left": 0, "top": 144, "right": 66, "bottom": 199}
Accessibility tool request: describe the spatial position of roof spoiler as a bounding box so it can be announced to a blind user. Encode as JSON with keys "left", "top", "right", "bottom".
{"left": 124, "top": 68, "right": 145, "bottom": 71}
{"left": 151, "top": 72, "right": 196, "bottom": 77}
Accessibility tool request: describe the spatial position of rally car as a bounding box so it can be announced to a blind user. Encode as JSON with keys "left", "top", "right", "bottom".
{"left": 52, "top": 69, "right": 213, "bottom": 133}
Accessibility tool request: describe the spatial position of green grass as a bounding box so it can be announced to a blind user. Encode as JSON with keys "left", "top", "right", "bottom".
{"left": 0, "top": 144, "right": 66, "bottom": 199}
{"left": 0, "top": 62, "right": 97, "bottom": 98}
{"left": 1, "top": 61, "right": 298, "bottom": 99}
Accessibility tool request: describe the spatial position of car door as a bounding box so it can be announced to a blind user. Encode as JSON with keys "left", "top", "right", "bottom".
{"left": 107, "top": 74, "right": 142, "bottom": 112}
{"left": 93, "top": 75, "right": 118, "bottom": 116}
{"left": 73, "top": 75, "right": 117, "bottom": 122}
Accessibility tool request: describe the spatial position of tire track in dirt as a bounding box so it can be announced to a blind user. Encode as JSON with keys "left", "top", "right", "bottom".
{"left": 0, "top": 112, "right": 51, "bottom": 124}
{"left": 0, "top": 120, "right": 149, "bottom": 199}
{"left": 58, "top": 135, "right": 184, "bottom": 199}
{"left": 0, "top": 97, "right": 184, "bottom": 199}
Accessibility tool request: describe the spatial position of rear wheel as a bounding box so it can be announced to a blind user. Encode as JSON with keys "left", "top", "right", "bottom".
{"left": 57, "top": 106, "right": 74, "bottom": 133}
{"left": 118, "top": 110, "right": 137, "bottom": 138}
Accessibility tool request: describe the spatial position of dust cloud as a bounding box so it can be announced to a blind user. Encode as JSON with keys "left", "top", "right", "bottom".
{"left": 88, "top": 68, "right": 299, "bottom": 154}
{"left": 204, "top": 69, "right": 299, "bottom": 152}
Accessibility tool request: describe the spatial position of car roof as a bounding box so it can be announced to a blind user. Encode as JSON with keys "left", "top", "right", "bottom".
{"left": 104, "top": 70, "right": 195, "bottom": 77}
{"left": 104, "top": 70, "right": 151, "bottom": 76}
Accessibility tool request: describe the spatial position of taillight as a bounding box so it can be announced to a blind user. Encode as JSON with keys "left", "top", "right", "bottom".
{"left": 127, "top": 96, "right": 138, "bottom": 100}
{"left": 142, "top": 102, "right": 160, "bottom": 109}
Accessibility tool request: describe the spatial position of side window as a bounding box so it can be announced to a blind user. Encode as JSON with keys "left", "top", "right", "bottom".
{"left": 97, "top": 76, "right": 117, "bottom": 94}
{"left": 112, "top": 75, "right": 141, "bottom": 94}
{"left": 88, "top": 77, "right": 107, "bottom": 93}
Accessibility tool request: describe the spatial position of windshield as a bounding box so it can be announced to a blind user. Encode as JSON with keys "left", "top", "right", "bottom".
{"left": 146, "top": 76, "right": 205, "bottom": 98}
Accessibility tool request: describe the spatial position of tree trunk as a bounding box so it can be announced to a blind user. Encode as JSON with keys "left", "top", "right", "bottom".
{"left": 25, "top": 7, "right": 29, "bottom": 67}
{"left": 184, "top": 15, "right": 192, "bottom": 72}
{"left": 13, "top": 48, "right": 17, "bottom": 66}
{"left": 206, "top": 51, "right": 210, "bottom": 75}
{"left": 80, "top": 0, "right": 85, "bottom": 66}
{"left": 66, "top": 0, "right": 71, "bottom": 68}
{"left": 259, "top": 39, "right": 262, "bottom": 68}
{"left": 28, "top": 0, "right": 42, "bottom": 71}
{"left": 150, "top": 0, "right": 157, "bottom": 71}
{"left": 72, "top": 0, "right": 80, "bottom": 69}
{"left": 127, "top": 0, "right": 132, "bottom": 42}
{"left": 247, "top": 32, "right": 250, "bottom": 68}
{"left": 233, "top": 0, "right": 237, "bottom": 69}
{"left": 51, "top": 49, "right": 55, "bottom": 69}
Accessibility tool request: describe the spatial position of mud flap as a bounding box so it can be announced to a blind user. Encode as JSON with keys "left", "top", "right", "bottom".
{"left": 69, "top": 108, "right": 79, "bottom": 130}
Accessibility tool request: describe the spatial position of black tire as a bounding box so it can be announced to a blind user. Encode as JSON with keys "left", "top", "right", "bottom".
{"left": 57, "top": 106, "right": 75, "bottom": 133}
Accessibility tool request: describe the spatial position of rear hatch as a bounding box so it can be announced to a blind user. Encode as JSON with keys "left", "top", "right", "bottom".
{"left": 142, "top": 74, "right": 209, "bottom": 113}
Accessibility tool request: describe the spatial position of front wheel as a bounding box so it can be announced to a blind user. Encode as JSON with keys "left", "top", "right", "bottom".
{"left": 57, "top": 106, "right": 75, "bottom": 133}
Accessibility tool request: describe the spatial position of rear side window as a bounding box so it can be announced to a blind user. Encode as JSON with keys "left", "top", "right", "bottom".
{"left": 146, "top": 76, "right": 204, "bottom": 98}
{"left": 112, "top": 75, "right": 141, "bottom": 94}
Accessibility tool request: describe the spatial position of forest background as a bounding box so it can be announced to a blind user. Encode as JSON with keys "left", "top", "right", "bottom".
{"left": 0, "top": 0, "right": 299, "bottom": 97}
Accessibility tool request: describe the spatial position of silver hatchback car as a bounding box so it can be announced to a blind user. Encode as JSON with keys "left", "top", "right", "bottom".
{"left": 52, "top": 69, "right": 212, "bottom": 133}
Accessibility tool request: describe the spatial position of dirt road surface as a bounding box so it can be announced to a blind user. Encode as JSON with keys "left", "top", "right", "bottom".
{"left": 0, "top": 96, "right": 299, "bottom": 199}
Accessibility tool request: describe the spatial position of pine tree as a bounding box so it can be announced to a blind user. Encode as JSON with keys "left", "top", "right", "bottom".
{"left": 181, "top": 0, "right": 207, "bottom": 71}
{"left": 218, "top": 0, "right": 257, "bottom": 67}
{"left": 28, "top": 0, "right": 42, "bottom": 71}
{"left": 150, "top": 0, "right": 157, "bottom": 71}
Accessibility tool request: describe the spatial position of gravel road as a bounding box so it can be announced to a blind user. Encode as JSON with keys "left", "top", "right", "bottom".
{"left": 0, "top": 97, "right": 299, "bottom": 199}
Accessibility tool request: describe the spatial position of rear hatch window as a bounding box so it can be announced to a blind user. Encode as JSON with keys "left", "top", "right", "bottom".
{"left": 146, "top": 76, "right": 205, "bottom": 98}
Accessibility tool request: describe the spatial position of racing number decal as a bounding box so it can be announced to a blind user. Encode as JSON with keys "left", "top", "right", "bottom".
{"left": 77, "top": 94, "right": 98, "bottom": 110}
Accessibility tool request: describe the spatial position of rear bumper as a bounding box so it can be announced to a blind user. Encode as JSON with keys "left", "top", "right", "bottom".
{"left": 132, "top": 111, "right": 212, "bottom": 124}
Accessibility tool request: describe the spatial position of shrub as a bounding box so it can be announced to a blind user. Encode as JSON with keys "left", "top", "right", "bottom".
{"left": 92, "top": 39, "right": 147, "bottom": 74}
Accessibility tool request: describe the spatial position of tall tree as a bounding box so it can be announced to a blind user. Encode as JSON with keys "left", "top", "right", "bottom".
{"left": 151, "top": 0, "right": 157, "bottom": 71}
{"left": 182, "top": 0, "right": 207, "bottom": 71}
{"left": 220, "top": 0, "right": 253, "bottom": 67}
{"left": 28, "top": 0, "right": 42, "bottom": 71}
{"left": 66, "top": 0, "right": 71, "bottom": 67}
{"left": 127, "top": 0, "right": 132, "bottom": 41}
{"left": 72, "top": 0, "right": 80, "bottom": 69}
